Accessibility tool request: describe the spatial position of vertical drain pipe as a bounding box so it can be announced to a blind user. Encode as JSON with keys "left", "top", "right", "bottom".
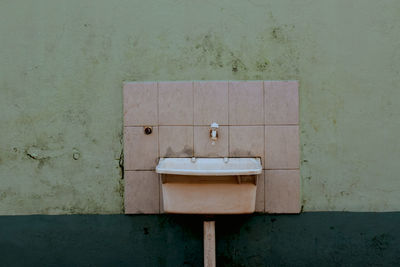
{"left": 204, "top": 221, "right": 216, "bottom": 267}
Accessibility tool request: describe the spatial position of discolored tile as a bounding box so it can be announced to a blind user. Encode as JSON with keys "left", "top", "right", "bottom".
{"left": 159, "top": 126, "right": 194, "bottom": 157}
{"left": 265, "top": 170, "right": 300, "bottom": 213}
{"left": 125, "top": 171, "right": 160, "bottom": 214}
{"left": 194, "top": 126, "right": 228, "bottom": 157}
{"left": 255, "top": 172, "right": 265, "bottom": 212}
{"left": 229, "top": 81, "right": 264, "bottom": 125}
{"left": 123, "top": 82, "right": 158, "bottom": 126}
{"left": 159, "top": 81, "right": 193, "bottom": 125}
{"left": 229, "top": 126, "right": 264, "bottom": 166}
{"left": 265, "top": 126, "right": 299, "bottom": 169}
{"left": 265, "top": 81, "right": 299, "bottom": 125}
{"left": 194, "top": 81, "right": 228, "bottom": 125}
{"left": 124, "top": 127, "right": 158, "bottom": 170}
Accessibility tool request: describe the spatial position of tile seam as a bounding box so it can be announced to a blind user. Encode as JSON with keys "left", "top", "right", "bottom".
{"left": 157, "top": 83, "right": 161, "bottom": 213}
{"left": 228, "top": 81, "right": 230, "bottom": 157}
{"left": 192, "top": 81, "right": 195, "bottom": 157}
{"left": 263, "top": 81, "right": 266, "bottom": 212}
{"left": 124, "top": 124, "right": 300, "bottom": 127}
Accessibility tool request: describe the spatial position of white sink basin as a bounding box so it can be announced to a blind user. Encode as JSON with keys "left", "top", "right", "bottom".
{"left": 157, "top": 157, "right": 261, "bottom": 214}
{"left": 156, "top": 157, "right": 262, "bottom": 176}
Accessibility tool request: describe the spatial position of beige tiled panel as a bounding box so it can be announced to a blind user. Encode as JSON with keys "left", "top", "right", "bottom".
{"left": 159, "top": 126, "right": 193, "bottom": 157}
{"left": 125, "top": 171, "right": 160, "bottom": 214}
{"left": 194, "top": 81, "right": 228, "bottom": 125}
{"left": 265, "top": 81, "right": 299, "bottom": 125}
{"left": 229, "top": 81, "right": 264, "bottom": 125}
{"left": 158, "top": 81, "right": 193, "bottom": 125}
{"left": 124, "top": 127, "right": 158, "bottom": 170}
{"left": 265, "top": 170, "right": 300, "bottom": 213}
{"left": 229, "top": 126, "right": 264, "bottom": 166}
{"left": 255, "top": 172, "right": 265, "bottom": 212}
{"left": 123, "top": 82, "right": 158, "bottom": 126}
{"left": 265, "top": 126, "right": 299, "bottom": 169}
{"left": 194, "top": 126, "right": 228, "bottom": 157}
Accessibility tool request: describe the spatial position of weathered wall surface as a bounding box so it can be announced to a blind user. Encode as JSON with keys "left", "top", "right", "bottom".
{"left": 0, "top": 0, "right": 399, "bottom": 214}
{"left": 2, "top": 214, "right": 400, "bottom": 266}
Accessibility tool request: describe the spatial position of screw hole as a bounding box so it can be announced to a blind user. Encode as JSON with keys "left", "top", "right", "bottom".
{"left": 144, "top": 127, "right": 153, "bottom": 135}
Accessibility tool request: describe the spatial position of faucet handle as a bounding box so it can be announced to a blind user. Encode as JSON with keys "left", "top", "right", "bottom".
{"left": 210, "top": 122, "right": 219, "bottom": 129}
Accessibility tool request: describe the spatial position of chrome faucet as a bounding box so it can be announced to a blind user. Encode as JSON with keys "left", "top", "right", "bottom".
{"left": 210, "top": 122, "right": 219, "bottom": 145}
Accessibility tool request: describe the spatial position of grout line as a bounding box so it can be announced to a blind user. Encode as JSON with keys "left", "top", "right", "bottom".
{"left": 192, "top": 81, "right": 195, "bottom": 157}
{"left": 124, "top": 124, "right": 298, "bottom": 127}
{"left": 263, "top": 80, "right": 266, "bottom": 169}
{"left": 125, "top": 169, "right": 156, "bottom": 172}
{"left": 157, "top": 82, "right": 160, "bottom": 159}
{"left": 262, "top": 81, "right": 266, "bottom": 212}
{"left": 263, "top": 168, "right": 300, "bottom": 171}
{"left": 264, "top": 124, "right": 299, "bottom": 126}
{"left": 263, "top": 170, "right": 266, "bottom": 213}
{"left": 228, "top": 81, "right": 230, "bottom": 157}
{"left": 263, "top": 81, "right": 265, "bottom": 125}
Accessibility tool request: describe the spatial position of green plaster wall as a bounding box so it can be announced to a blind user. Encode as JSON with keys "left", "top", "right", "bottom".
{"left": 0, "top": 0, "right": 399, "bottom": 214}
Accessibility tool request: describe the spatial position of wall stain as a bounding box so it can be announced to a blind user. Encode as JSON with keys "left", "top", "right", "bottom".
{"left": 230, "top": 150, "right": 258, "bottom": 157}
{"left": 182, "top": 145, "right": 193, "bottom": 156}
{"left": 116, "top": 176, "right": 124, "bottom": 212}
{"left": 178, "top": 31, "right": 298, "bottom": 79}
{"left": 118, "top": 149, "right": 124, "bottom": 179}
{"left": 123, "top": 26, "right": 299, "bottom": 82}
{"left": 25, "top": 146, "right": 51, "bottom": 169}
{"left": 63, "top": 108, "right": 90, "bottom": 126}
{"left": 271, "top": 24, "right": 295, "bottom": 43}
{"left": 165, "top": 146, "right": 193, "bottom": 157}
{"left": 231, "top": 57, "right": 247, "bottom": 73}
{"left": 256, "top": 60, "right": 270, "bottom": 72}
{"left": 0, "top": 191, "right": 17, "bottom": 201}
{"left": 371, "top": 233, "right": 390, "bottom": 252}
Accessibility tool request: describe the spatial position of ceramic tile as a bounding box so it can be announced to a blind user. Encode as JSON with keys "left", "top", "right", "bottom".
{"left": 255, "top": 172, "right": 265, "bottom": 212}
{"left": 229, "top": 81, "right": 264, "bottom": 125}
{"left": 159, "top": 126, "right": 194, "bottom": 157}
{"left": 124, "top": 127, "right": 158, "bottom": 170}
{"left": 158, "top": 81, "right": 193, "bottom": 125}
{"left": 229, "top": 126, "right": 264, "bottom": 166}
{"left": 265, "top": 126, "right": 299, "bottom": 169}
{"left": 194, "top": 81, "right": 228, "bottom": 125}
{"left": 123, "top": 82, "right": 158, "bottom": 126}
{"left": 194, "top": 126, "right": 228, "bottom": 157}
{"left": 124, "top": 171, "right": 160, "bottom": 214}
{"left": 265, "top": 81, "right": 299, "bottom": 125}
{"left": 265, "top": 170, "right": 300, "bottom": 213}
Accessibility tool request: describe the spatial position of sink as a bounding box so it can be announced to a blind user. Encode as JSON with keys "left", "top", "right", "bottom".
{"left": 156, "top": 157, "right": 262, "bottom": 176}
{"left": 156, "top": 158, "right": 262, "bottom": 214}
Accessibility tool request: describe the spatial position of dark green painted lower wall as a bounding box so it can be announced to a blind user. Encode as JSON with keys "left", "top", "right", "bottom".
{"left": 1, "top": 213, "right": 399, "bottom": 267}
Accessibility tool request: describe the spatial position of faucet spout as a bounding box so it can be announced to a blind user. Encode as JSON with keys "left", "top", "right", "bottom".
{"left": 210, "top": 122, "right": 219, "bottom": 143}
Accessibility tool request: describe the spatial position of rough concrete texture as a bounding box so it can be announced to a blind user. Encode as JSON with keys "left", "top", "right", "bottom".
{"left": 0, "top": 1, "right": 400, "bottom": 214}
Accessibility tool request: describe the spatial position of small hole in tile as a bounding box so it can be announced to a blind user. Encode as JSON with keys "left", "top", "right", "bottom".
{"left": 144, "top": 126, "right": 153, "bottom": 135}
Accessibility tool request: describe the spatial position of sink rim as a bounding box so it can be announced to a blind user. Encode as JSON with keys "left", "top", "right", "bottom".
{"left": 155, "top": 157, "right": 262, "bottom": 176}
